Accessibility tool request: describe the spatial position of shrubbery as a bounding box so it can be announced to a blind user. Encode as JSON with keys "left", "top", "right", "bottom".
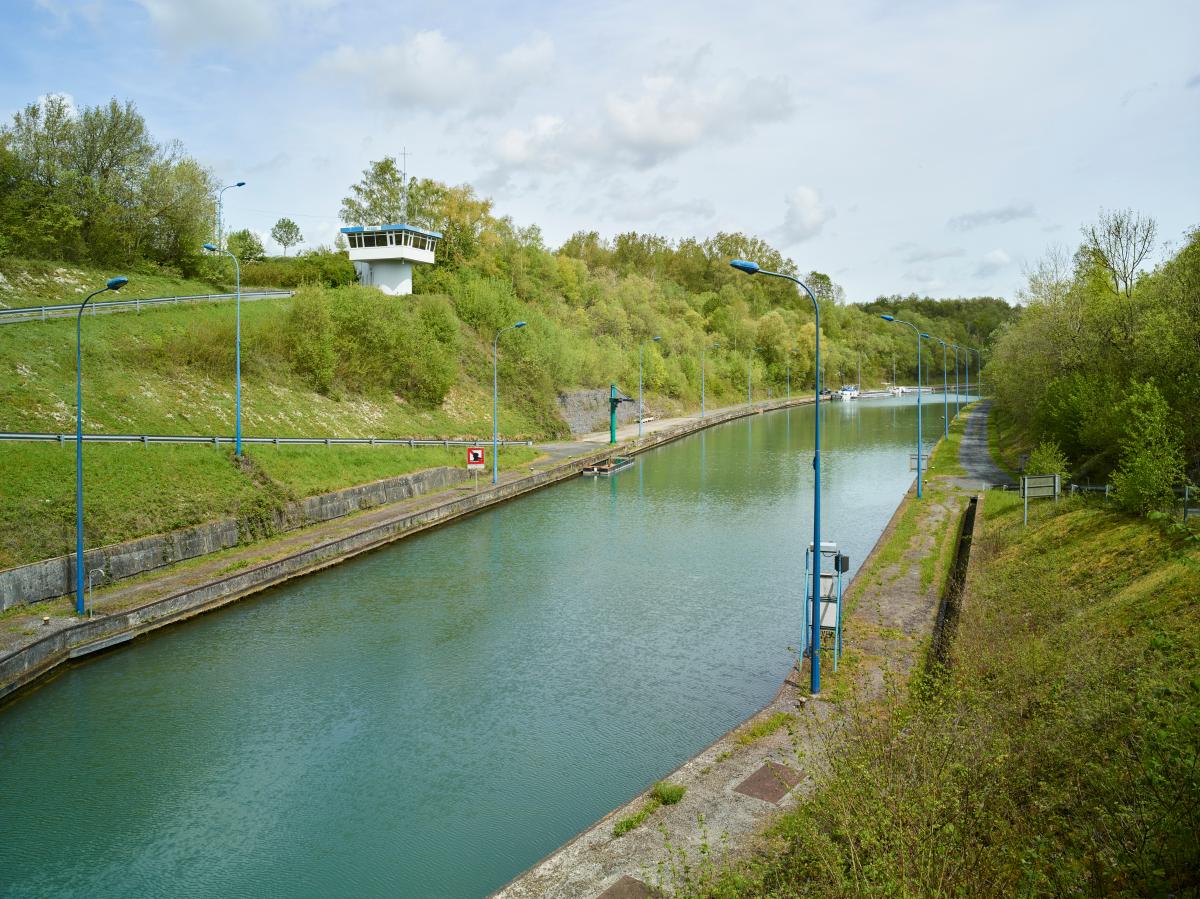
{"left": 1111, "top": 381, "right": 1188, "bottom": 514}
{"left": 284, "top": 286, "right": 458, "bottom": 406}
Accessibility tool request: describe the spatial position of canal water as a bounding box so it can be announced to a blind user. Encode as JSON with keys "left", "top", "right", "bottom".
{"left": 0, "top": 397, "right": 948, "bottom": 898}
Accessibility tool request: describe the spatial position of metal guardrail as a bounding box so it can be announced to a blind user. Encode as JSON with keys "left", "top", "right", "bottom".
{"left": 0, "top": 290, "right": 294, "bottom": 324}
{"left": 0, "top": 432, "right": 534, "bottom": 448}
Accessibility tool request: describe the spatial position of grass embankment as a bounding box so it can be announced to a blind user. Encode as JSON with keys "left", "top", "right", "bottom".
{"left": 0, "top": 442, "right": 538, "bottom": 569}
{"left": 0, "top": 258, "right": 224, "bottom": 310}
{"left": 680, "top": 491, "right": 1200, "bottom": 897}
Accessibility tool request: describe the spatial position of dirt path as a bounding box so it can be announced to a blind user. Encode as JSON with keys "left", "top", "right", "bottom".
{"left": 957, "top": 400, "right": 1013, "bottom": 487}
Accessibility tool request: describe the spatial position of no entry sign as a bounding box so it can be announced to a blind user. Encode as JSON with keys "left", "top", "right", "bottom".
{"left": 467, "top": 447, "right": 485, "bottom": 470}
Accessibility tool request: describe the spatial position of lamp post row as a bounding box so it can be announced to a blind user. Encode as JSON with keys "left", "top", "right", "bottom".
{"left": 72, "top": 241, "right": 982, "bottom": 701}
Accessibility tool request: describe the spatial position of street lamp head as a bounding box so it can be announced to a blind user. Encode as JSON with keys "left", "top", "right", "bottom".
{"left": 513, "top": 321, "right": 527, "bottom": 329}
{"left": 730, "top": 259, "right": 760, "bottom": 275}
{"left": 652, "top": 335, "right": 662, "bottom": 342}
{"left": 202, "top": 243, "right": 217, "bottom": 252}
{"left": 235, "top": 181, "right": 245, "bottom": 187}
{"left": 880, "top": 314, "right": 895, "bottom": 322}
{"left": 106, "top": 276, "right": 128, "bottom": 291}
{"left": 921, "top": 332, "right": 932, "bottom": 339}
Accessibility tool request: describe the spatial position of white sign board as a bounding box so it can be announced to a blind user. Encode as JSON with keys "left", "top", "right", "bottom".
{"left": 1021, "top": 473, "right": 1060, "bottom": 525}
{"left": 1021, "top": 474, "right": 1060, "bottom": 499}
{"left": 466, "top": 446, "right": 485, "bottom": 471}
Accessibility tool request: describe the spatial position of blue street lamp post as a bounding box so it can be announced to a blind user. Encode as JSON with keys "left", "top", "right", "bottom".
{"left": 701, "top": 341, "right": 719, "bottom": 418}
{"left": 493, "top": 322, "right": 527, "bottom": 484}
{"left": 881, "top": 315, "right": 925, "bottom": 499}
{"left": 202, "top": 244, "right": 243, "bottom": 456}
{"left": 76, "top": 277, "right": 129, "bottom": 615}
{"left": 639, "top": 336, "right": 661, "bottom": 437}
{"left": 952, "top": 345, "right": 961, "bottom": 418}
{"left": 964, "top": 346, "right": 971, "bottom": 404}
{"left": 731, "top": 259, "right": 824, "bottom": 695}
{"left": 746, "top": 348, "right": 758, "bottom": 409}
{"left": 926, "top": 334, "right": 950, "bottom": 439}
{"left": 217, "top": 180, "right": 245, "bottom": 251}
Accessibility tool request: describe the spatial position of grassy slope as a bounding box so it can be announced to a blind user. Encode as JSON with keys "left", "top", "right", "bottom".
{"left": 684, "top": 492, "right": 1200, "bottom": 897}
{"left": 0, "top": 442, "right": 538, "bottom": 569}
{"left": 0, "top": 258, "right": 224, "bottom": 310}
{"left": 0, "top": 296, "right": 549, "bottom": 438}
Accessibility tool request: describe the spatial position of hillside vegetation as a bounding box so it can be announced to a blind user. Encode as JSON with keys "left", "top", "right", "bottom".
{"left": 679, "top": 490, "right": 1200, "bottom": 897}
{"left": 987, "top": 212, "right": 1199, "bottom": 512}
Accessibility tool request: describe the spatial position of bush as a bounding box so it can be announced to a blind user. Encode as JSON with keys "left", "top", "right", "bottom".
{"left": 1111, "top": 381, "right": 1187, "bottom": 515}
{"left": 285, "top": 288, "right": 335, "bottom": 393}
{"left": 1026, "top": 440, "right": 1070, "bottom": 480}
{"left": 241, "top": 251, "right": 356, "bottom": 289}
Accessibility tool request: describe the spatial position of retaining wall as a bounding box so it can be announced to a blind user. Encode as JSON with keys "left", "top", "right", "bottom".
{"left": 0, "top": 466, "right": 467, "bottom": 611}
{"left": 556, "top": 389, "right": 639, "bottom": 436}
{"left": 0, "top": 397, "right": 812, "bottom": 703}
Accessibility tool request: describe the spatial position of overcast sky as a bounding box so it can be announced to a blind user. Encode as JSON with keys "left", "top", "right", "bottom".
{"left": 5, "top": 0, "right": 1198, "bottom": 301}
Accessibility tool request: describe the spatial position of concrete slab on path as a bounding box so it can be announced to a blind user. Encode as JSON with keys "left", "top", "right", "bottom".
{"left": 734, "top": 760, "right": 803, "bottom": 804}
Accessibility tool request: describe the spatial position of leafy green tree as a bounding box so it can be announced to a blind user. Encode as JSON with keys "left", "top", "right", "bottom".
{"left": 340, "top": 157, "right": 406, "bottom": 225}
{"left": 1111, "top": 381, "right": 1187, "bottom": 515}
{"left": 270, "top": 217, "right": 303, "bottom": 256}
{"left": 226, "top": 229, "right": 265, "bottom": 262}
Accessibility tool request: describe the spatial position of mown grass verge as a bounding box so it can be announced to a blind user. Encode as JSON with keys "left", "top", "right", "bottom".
{"left": 0, "top": 442, "right": 539, "bottom": 569}
{"left": 670, "top": 490, "right": 1200, "bottom": 897}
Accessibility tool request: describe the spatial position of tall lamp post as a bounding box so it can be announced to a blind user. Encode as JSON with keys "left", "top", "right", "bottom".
{"left": 881, "top": 315, "right": 925, "bottom": 499}
{"left": 76, "top": 276, "right": 129, "bottom": 616}
{"left": 701, "top": 340, "right": 719, "bottom": 418}
{"left": 493, "top": 321, "right": 527, "bottom": 484}
{"left": 217, "top": 180, "right": 245, "bottom": 251}
{"left": 638, "top": 336, "right": 661, "bottom": 437}
{"left": 202, "top": 243, "right": 243, "bottom": 456}
{"left": 746, "top": 347, "right": 758, "bottom": 409}
{"left": 964, "top": 345, "right": 971, "bottom": 404}
{"left": 951, "top": 344, "right": 961, "bottom": 419}
{"left": 731, "top": 259, "right": 824, "bottom": 695}
{"left": 970, "top": 347, "right": 984, "bottom": 396}
{"left": 925, "top": 333, "right": 950, "bottom": 439}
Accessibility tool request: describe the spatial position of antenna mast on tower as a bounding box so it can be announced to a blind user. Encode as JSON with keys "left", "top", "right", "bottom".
{"left": 398, "top": 146, "right": 409, "bottom": 224}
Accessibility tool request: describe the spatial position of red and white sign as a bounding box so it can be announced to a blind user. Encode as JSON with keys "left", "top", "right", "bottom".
{"left": 466, "top": 447, "right": 485, "bottom": 471}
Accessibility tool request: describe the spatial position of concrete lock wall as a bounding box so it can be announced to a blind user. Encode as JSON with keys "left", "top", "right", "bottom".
{"left": 556, "top": 389, "right": 640, "bottom": 436}
{"left": 0, "top": 466, "right": 467, "bottom": 612}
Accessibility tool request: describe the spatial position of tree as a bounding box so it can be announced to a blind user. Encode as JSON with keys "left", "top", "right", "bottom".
{"left": 226, "top": 228, "right": 264, "bottom": 261}
{"left": 340, "top": 157, "right": 406, "bottom": 225}
{"left": 1111, "top": 381, "right": 1186, "bottom": 515}
{"left": 270, "top": 217, "right": 303, "bottom": 256}
{"left": 1083, "top": 208, "right": 1158, "bottom": 299}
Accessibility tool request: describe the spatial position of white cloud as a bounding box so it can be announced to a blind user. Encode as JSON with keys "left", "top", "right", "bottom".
{"left": 602, "top": 50, "right": 793, "bottom": 168}
{"left": 317, "top": 31, "right": 553, "bottom": 117}
{"left": 779, "top": 186, "right": 834, "bottom": 244}
{"left": 135, "top": 0, "right": 274, "bottom": 46}
{"left": 599, "top": 176, "right": 715, "bottom": 225}
{"left": 974, "top": 248, "right": 1012, "bottom": 277}
{"left": 948, "top": 203, "right": 1035, "bottom": 231}
{"left": 895, "top": 244, "right": 965, "bottom": 264}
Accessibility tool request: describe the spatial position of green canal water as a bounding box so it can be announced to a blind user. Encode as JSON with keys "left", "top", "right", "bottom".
{"left": 1, "top": 397, "right": 949, "bottom": 898}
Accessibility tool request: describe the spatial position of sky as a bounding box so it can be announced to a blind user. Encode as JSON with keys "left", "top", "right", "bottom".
{"left": 3, "top": 0, "right": 1198, "bottom": 301}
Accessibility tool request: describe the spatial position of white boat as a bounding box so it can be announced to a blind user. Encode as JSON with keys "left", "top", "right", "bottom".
{"left": 890, "top": 385, "right": 906, "bottom": 396}
{"left": 832, "top": 384, "right": 860, "bottom": 401}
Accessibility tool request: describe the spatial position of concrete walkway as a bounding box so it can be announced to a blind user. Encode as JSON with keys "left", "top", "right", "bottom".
{"left": 957, "top": 400, "right": 1014, "bottom": 488}
{"left": 494, "top": 474, "right": 972, "bottom": 898}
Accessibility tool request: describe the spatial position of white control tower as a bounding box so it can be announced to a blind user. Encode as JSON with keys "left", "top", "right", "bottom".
{"left": 340, "top": 223, "right": 442, "bottom": 295}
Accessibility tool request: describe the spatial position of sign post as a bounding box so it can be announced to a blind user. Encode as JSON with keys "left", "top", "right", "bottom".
{"left": 467, "top": 446, "right": 485, "bottom": 490}
{"left": 1021, "top": 473, "right": 1060, "bottom": 525}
